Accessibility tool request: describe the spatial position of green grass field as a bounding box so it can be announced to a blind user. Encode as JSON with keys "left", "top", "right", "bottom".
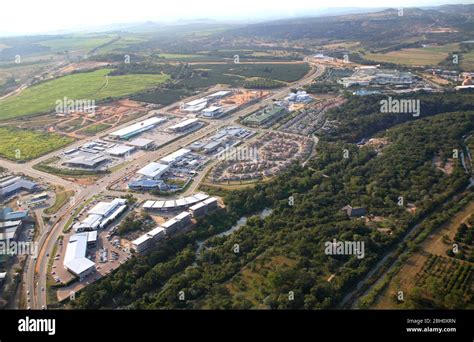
{"left": 365, "top": 43, "right": 460, "bottom": 66}
{"left": 44, "top": 187, "right": 75, "bottom": 215}
{"left": 82, "top": 123, "right": 111, "bottom": 134}
{"left": 0, "top": 127, "right": 74, "bottom": 161}
{"left": 461, "top": 50, "right": 474, "bottom": 70}
{"left": 95, "top": 36, "right": 147, "bottom": 54}
{"left": 0, "top": 69, "right": 170, "bottom": 121}
{"left": 158, "top": 53, "right": 202, "bottom": 59}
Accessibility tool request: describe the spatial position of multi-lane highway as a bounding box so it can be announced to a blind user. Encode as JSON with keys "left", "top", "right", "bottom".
{"left": 10, "top": 60, "right": 325, "bottom": 309}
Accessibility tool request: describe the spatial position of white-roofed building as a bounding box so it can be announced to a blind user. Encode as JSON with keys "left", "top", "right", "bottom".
{"left": 159, "top": 148, "right": 191, "bottom": 165}
{"left": 152, "top": 201, "right": 165, "bottom": 209}
{"left": 168, "top": 118, "right": 199, "bottom": 132}
{"left": 143, "top": 201, "right": 155, "bottom": 210}
{"left": 183, "top": 98, "right": 208, "bottom": 112}
{"left": 201, "top": 106, "right": 224, "bottom": 118}
{"left": 131, "top": 234, "right": 153, "bottom": 254}
{"left": 137, "top": 162, "right": 169, "bottom": 179}
{"left": 175, "top": 211, "right": 192, "bottom": 227}
{"left": 203, "top": 197, "right": 218, "bottom": 209}
{"left": 126, "top": 138, "right": 154, "bottom": 149}
{"left": 131, "top": 226, "right": 166, "bottom": 254}
{"left": 109, "top": 117, "right": 166, "bottom": 140}
{"left": 189, "top": 197, "right": 219, "bottom": 217}
{"left": 64, "top": 155, "right": 109, "bottom": 169}
{"left": 206, "top": 90, "right": 231, "bottom": 98}
{"left": 0, "top": 220, "right": 22, "bottom": 241}
{"left": 148, "top": 227, "right": 166, "bottom": 241}
{"left": 193, "top": 193, "right": 210, "bottom": 201}
{"left": 142, "top": 193, "right": 209, "bottom": 212}
{"left": 63, "top": 232, "right": 95, "bottom": 279}
{"left": 74, "top": 198, "right": 128, "bottom": 232}
{"left": 189, "top": 201, "right": 207, "bottom": 217}
{"left": 106, "top": 145, "right": 135, "bottom": 157}
{"left": 161, "top": 218, "right": 180, "bottom": 234}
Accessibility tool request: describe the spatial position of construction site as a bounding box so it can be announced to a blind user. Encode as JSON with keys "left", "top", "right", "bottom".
{"left": 279, "top": 97, "right": 346, "bottom": 136}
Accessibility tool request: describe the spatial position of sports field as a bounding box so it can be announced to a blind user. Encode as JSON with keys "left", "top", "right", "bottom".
{"left": 0, "top": 69, "right": 169, "bottom": 121}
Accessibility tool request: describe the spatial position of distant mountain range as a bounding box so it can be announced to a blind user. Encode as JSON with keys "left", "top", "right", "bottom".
{"left": 222, "top": 4, "right": 474, "bottom": 49}
{"left": 2, "top": 4, "right": 472, "bottom": 38}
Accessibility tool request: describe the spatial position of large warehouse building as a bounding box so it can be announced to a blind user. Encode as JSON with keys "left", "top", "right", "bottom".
{"left": 109, "top": 117, "right": 166, "bottom": 140}
{"left": 74, "top": 198, "right": 128, "bottom": 232}
{"left": 159, "top": 148, "right": 191, "bottom": 165}
{"left": 168, "top": 118, "right": 200, "bottom": 132}
{"left": 63, "top": 232, "right": 96, "bottom": 279}
{"left": 137, "top": 162, "right": 169, "bottom": 180}
{"left": 0, "top": 176, "right": 39, "bottom": 199}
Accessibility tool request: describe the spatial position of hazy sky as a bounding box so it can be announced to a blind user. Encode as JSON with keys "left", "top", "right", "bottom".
{"left": 0, "top": 0, "right": 471, "bottom": 35}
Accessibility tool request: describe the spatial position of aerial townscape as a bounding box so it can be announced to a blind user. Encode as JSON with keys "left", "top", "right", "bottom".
{"left": 0, "top": 2, "right": 473, "bottom": 336}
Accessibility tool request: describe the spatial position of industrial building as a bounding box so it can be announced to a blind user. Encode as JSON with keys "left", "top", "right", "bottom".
{"left": 202, "top": 141, "right": 223, "bottom": 154}
{"left": 201, "top": 106, "right": 224, "bottom": 118}
{"left": 0, "top": 220, "right": 22, "bottom": 241}
{"left": 64, "top": 154, "right": 110, "bottom": 169}
{"left": 0, "top": 176, "right": 39, "bottom": 199}
{"left": 63, "top": 232, "right": 96, "bottom": 279}
{"left": 0, "top": 207, "right": 29, "bottom": 242}
{"left": 243, "top": 105, "right": 287, "bottom": 127}
{"left": 168, "top": 118, "right": 200, "bottom": 132}
{"left": 137, "top": 162, "right": 169, "bottom": 179}
{"left": 183, "top": 98, "right": 208, "bottom": 112}
{"left": 109, "top": 117, "right": 166, "bottom": 139}
{"left": 74, "top": 198, "right": 127, "bottom": 232}
{"left": 126, "top": 138, "right": 154, "bottom": 150}
{"left": 159, "top": 148, "right": 191, "bottom": 165}
{"left": 106, "top": 145, "right": 135, "bottom": 157}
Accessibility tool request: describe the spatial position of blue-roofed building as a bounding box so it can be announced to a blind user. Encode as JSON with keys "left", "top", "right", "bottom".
{"left": 0, "top": 208, "right": 28, "bottom": 221}
{"left": 0, "top": 176, "right": 39, "bottom": 199}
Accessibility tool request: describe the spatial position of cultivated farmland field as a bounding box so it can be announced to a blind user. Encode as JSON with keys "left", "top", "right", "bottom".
{"left": 0, "top": 69, "right": 170, "bottom": 121}
{"left": 38, "top": 36, "right": 115, "bottom": 52}
{"left": 461, "top": 50, "right": 474, "bottom": 71}
{"left": 0, "top": 127, "right": 74, "bottom": 161}
{"left": 364, "top": 44, "right": 459, "bottom": 66}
